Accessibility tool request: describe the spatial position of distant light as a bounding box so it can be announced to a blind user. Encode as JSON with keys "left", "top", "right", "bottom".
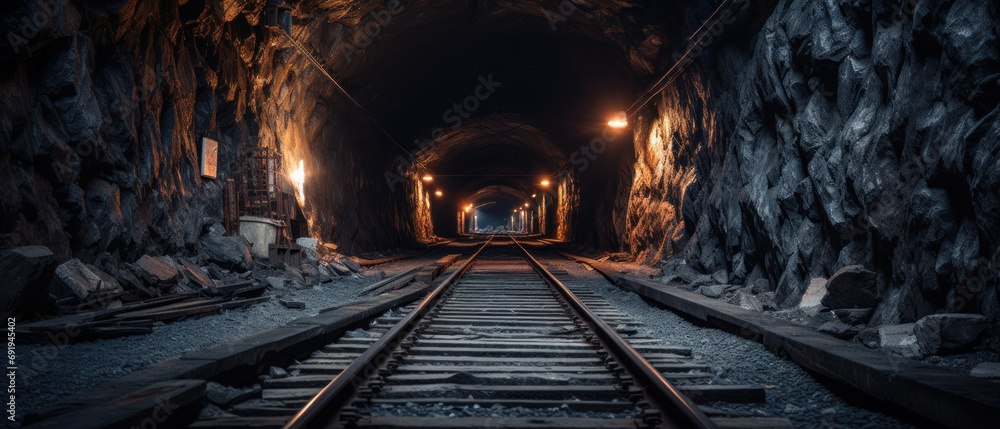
{"left": 422, "top": 175, "right": 433, "bottom": 181}
{"left": 524, "top": 203, "right": 529, "bottom": 207}
{"left": 540, "top": 180, "right": 550, "bottom": 186}
{"left": 531, "top": 194, "right": 536, "bottom": 198}
{"left": 291, "top": 160, "right": 305, "bottom": 202}
{"left": 435, "top": 190, "right": 443, "bottom": 197}
{"left": 608, "top": 111, "right": 628, "bottom": 128}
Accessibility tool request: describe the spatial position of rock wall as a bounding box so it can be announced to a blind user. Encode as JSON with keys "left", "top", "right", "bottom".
{"left": 0, "top": 0, "right": 260, "bottom": 267}
{"left": 626, "top": 0, "right": 1000, "bottom": 332}
{"left": 0, "top": 0, "right": 423, "bottom": 267}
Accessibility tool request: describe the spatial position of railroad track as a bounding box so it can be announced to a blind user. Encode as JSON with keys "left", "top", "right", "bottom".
{"left": 184, "top": 235, "right": 789, "bottom": 428}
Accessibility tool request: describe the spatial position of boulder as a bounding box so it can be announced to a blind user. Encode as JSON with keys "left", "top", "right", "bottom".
{"left": 913, "top": 313, "right": 987, "bottom": 355}
{"left": 265, "top": 277, "right": 286, "bottom": 289}
{"left": 711, "top": 270, "right": 728, "bottom": 284}
{"left": 50, "top": 260, "right": 93, "bottom": 300}
{"left": 856, "top": 327, "right": 880, "bottom": 349}
{"left": 727, "top": 290, "right": 764, "bottom": 312}
{"left": 689, "top": 274, "right": 714, "bottom": 287}
{"left": 200, "top": 233, "right": 253, "bottom": 273}
{"left": 696, "top": 284, "right": 729, "bottom": 299}
{"left": 821, "top": 265, "right": 879, "bottom": 309}
{"left": 295, "top": 237, "right": 319, "bottom": 250}
{"left": 878, "top": 323, "right": 922, "bottom": 358}
{"left": 134, "top": 255, "right": 179, "bottom": 287}
{"left": 296, "top": 238, "right": 319, "bottom": 262}
{"left": 327, "top": 261, "right": 353, "bottom": 276}
{"left": 338, "top": 257, "right": 362, "bottom": 273}
{"left": 970, "top": 362, "right": 1000, "bottom": 379}
{"left": 317, "top": 265, "right": 336, "bottom": 283}
{"left": 204, "top": 381, "right": 260, "bottom": 407}
{"left": 798, "top": 278, "right": 828, "bottom": 308}
{"left": 818, "top": 320, "right": 861, "bottom": 340}
{"left": 673, "top": 263, "right": 703, "bottom": 283}
{"left": 832, "top": 307, "right": 874, "bottom": 325}
{"left": 279, "top": 299, "right": 305, "bottom": 309}
{"left": 269, "top": 366, "right": 289, "bottom": 379}
{"left": 0, "top": 246, "right": 58, "bottom": 317}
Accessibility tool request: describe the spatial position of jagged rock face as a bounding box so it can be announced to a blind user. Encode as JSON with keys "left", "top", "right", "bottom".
{"left": 625, "top": 0, "right": 1000, "bottom": 332}
{"left": 0, "top": 0, "right": 259, "bottom": 266}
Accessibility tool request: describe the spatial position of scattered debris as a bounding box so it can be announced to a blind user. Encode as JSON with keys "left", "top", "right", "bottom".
{"left": 269, "top": 366, "right": 289, "bottom": 379}
{"left": 205, "top": 381, "right": 261, "bottom": 407}
{"left": 696, "top": 284, "right": 729, "bottom": 299}
{"left": 878, "top": 323, "right": 921, "bottom": 358}
{"left": 134, "top": 255, "right": 180, "bottom": 288}
{"left": 818, "top": 320, "right": 862, "bottom": 340}
{"left": 279, "top": 299, "right": 305, "bottom": 309}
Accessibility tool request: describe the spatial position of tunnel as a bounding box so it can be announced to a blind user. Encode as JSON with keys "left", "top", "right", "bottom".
{"left": 2, "top": 0, "right": 1000, "bottom": 427}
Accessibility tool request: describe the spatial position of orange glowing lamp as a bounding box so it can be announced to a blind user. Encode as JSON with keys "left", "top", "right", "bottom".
{"left": 435, "top": 190, "right": 443, "bottom": 197}
{"left": 608, "top": 111, "right": 628, "bottom": 128}
{"left": 540, "top": 180, "right": 550, "bottom": 186}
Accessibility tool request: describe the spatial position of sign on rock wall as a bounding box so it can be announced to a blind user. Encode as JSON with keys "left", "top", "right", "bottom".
{"left": 201, "top": 137, "right": 218, "bottom": 179}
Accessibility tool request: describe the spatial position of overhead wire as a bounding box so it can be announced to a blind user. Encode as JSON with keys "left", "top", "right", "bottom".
{"left": 625, "top": 0, "right": 744, "bottom": 118}
{"left": 276, "top": 25, "right": 424, "bottom": 168}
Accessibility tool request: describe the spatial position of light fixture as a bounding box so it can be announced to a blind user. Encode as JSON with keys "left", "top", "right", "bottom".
{"left": 608, "top": 111, "right": 628, "bottom": 128}
{"left": 531, "top": 194, "right": 536, "bottom": 198}
{"left": 540, "top": 180, "right": 550, "bottom": 186}
{"left": 422, "top": 175, "right": 433, "bottom": 181}
{"left": 291, "top": 160, "right": 305, "bottom": 202}
{"left": 464, "top": 203, "right": 472, "bottom": 213}
{"left": 524, "top": 203, "right": 529, "bottom": 207}
{"left": 435, "top": 190, "right": 443, "bottom": 197}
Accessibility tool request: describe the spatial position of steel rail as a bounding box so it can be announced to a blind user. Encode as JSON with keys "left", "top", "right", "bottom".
{"left": 282, "top": 235, "right": 496, "bottom": 429}
{"left": 508, "top": 235, "right": 718, "bottom": 429}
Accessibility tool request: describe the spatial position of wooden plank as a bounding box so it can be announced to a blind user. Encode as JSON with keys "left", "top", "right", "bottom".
{"left": 370, "top": 398, "right": 634, "bottom": 412}
{"left": 189, "top": 416, "right": 288, "bottom": 429}
{"left": 399, "top": 356, "right": 607, "bottom": 365}
{"left": 392, "top": 364, "right": 615, "bottom": 373}
{"left": 361, "top": 268, "right": 420, "bottom": 293}
{"left": 178, "top": 257, "right": 216, "bottom": 289}
{"left": 378, "top": 383, "right": 623, "bottom": 400}
{"left": 676, "top": 385, "right": 766, "bottom": 403}
{"left": 382, "top": 372, "right": 617, "bottom": 385}
{"left": 355, "top": 416, "right": 637, "bottom": 428}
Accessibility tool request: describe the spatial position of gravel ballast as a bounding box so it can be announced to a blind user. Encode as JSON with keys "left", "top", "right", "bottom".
{"left": 18, "top": 260, "right": 422, "bottom": 417}
{"left": 540, "top": 251, "right": 917, "bottom": 428}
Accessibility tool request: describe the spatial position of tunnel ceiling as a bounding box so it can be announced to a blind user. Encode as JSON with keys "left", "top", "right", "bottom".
{"left": 286, "top": 0, "right": 685, "bottom": 202}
